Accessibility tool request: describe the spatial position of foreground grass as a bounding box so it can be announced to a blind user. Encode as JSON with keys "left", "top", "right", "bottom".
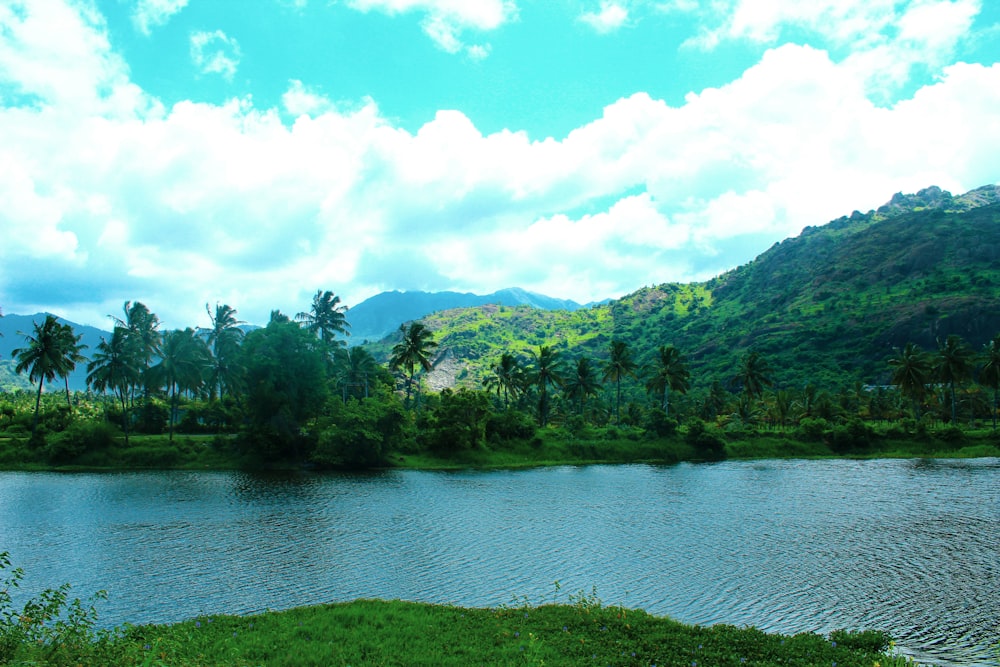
{"left": 6, "top": 598, "right": 912, "bottom": 667}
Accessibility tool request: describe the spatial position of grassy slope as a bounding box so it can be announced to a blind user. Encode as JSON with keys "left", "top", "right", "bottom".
{"left": 13, "top": 598, "right": 907, "bottom": 667}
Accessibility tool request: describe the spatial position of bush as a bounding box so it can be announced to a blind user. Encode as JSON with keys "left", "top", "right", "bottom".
{"left": 313, "top": 399, "right": 405, "bottom": 469}
{"left": 486, "top": 409, "right": 536, "bottom": 443}
{"left": 685, "top": 419, "right": 726, "bottom": 461}
{"left": 796, "top": 417, "right": 829, "bottom": 442}
{"left": 46, "top": 421, "right": 119, "bottom": 465}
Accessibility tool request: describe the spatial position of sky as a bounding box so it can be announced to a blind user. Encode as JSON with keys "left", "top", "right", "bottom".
{"left": 2, "top": 0, "right": 999, "bottom": 330}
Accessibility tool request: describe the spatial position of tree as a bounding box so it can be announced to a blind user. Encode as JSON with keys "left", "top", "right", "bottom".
{"left": 483, "top": 353, "right": 525, "bottom": 409}
{"left": 935, "top": 334, "right": 973, "bottom": 424}
{"left": 203, "top": 303, "right": 246, "bottom": 400}
{"left": 644, "top": 344, "right": 690, "bottom": 418}
{"left": 528, "top": 345, "right": 564, "bottom": 427}
{"left": 888, "top": 342, "right": 931, "bottom": 419}
{"left": 979, "top": 334, "right": 1000, "bottom": 429}
{"left": 732, "top": 350, "right": 773, "bottom": 401}
{"left": 297, "top": 290, "right": 350, "bottom": 348}
{"left": 87, "top": 328, "right": 143, "bottom": 444}
{"left": 12, "top": 315, "right": 72, "bottom": 436}
{"left": 333, "top": 346, "right": 379, "bottom": 401}
{"left": 111, "top": 301, "right": 161, "bottom": 400}
{"left": 389, "top": 322, "right": 438, "bottom": 408}
{"left": 603, "top": 340, "right": 637, "bottom": 424}
{"left": 564, "top": 356, "right": 602, "bottom": 420}
{"left": 240, "top": 320, "right": 328, "bottom": 460}
{"left": 149, "top": 328, "right": 211, "bottom": 441}
{"left": 55, "top": 322, "right": 88, "bottom": 407}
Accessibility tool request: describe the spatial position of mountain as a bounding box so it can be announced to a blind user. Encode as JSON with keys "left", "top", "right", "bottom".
{"left": 0, "top": 314, "right": 111, "bottom": 393}
{"left": 374, "top": 185, "right": 1000, "bottom": 394}
{"left": 346, "top": 287, "right": 586, "bottom": 343}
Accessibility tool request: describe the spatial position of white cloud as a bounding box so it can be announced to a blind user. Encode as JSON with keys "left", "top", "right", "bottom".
{"left": 2, "top": 0, "right": 1000, "bottom": 327}
{"left": 580, "top": 2, "right": 629, "bottom": 33}
{"left": 345, "top": 0, "right": 517, "bottom": 54}
{"left": 190, "top": 30, "right": 242, "bottom": 79}
{"left": 132, "top": 0, "right": 189, "bottom": 35}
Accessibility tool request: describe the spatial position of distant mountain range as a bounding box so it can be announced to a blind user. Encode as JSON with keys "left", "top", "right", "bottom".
{"left": 346, "top": 287, "right": 591, "bottom": 343}
{"left": 0, "top": 287, "right": 591, "bottom": 392}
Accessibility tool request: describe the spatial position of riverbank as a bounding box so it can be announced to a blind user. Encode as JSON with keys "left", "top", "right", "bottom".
{"left": 1, "top": 426, "right": 998, "bottom": 472}
{"left": 5, "top": 597, "right": 910, "bottom": 667}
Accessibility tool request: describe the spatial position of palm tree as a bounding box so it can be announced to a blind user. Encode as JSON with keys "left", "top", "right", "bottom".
{"left": 333, "top": 346, "right": 378, "bottom": 401}
{"left": 979, "top": 334, "right": 1000, "bottom": 429}
{"left": 644, "top": 344, "right": 690, "bottom": 417}
{"left": 603, "top": 340, "right": 637, "bottom": 425}
{"left": 389, "top": 322, "right": 438, "bottom": 408}
{"left": 483, "top": 353, "right": 525, "bottom": 409}
{"left": 529, "top": 345, "right": 564, "bottom": 427}
{"left": 564, "top": 356, "right": 602, "bottom": 420}
{"left": 12, "top": 315, "right": 68, "bottom": 436}
{"left": 203, "top": 303, "right": 246, "bottom": 400}
{"left": 111, "top": 301, "right": 161, "bottom": 398}
{"left": 935, "top": 334, "right": 973, "bottom": 424}
{"left": 888, "top": 342, "right": 931, "bottom": 419}
{"left": 55, "top": 322, "right": 88, "bottom": 407}
{"left": 297, "top": 290, "right": 350, "bottom": 348}
{"left": 87, "top": 328, "right": 143, "bottom": 445}
{"left": 149, "top": 328, "right": 211, "bottom": 440}
{"left": 732, "top": 350, "right": 773, "bottom": 400}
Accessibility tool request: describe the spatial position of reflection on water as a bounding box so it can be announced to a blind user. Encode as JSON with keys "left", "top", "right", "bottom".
{"left": 0, "top": 459, "right": 997, "bottom": 666}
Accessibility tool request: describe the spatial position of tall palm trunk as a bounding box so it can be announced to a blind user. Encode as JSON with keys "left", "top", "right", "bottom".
{"left": 32, "top": 379, "right": 43, "bottom": 437}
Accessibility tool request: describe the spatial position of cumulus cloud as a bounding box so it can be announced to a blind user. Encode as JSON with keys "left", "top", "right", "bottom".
{"left": 345, "top": 0, "right": 516, "bottom": 55}
{"left": 132, "top": 0, "right": 189, "bottom": 35}
{"left": 190, "top": 30, "right": 242, "bottom": 79}
{"left": 580, "top": 2, "right": 629, "bottom": 33}
{"left": 1, "top": 0, "right": 999, "bottom": 328}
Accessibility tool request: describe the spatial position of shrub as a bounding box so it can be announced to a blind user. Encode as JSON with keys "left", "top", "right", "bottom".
{"left": 46, "top": 421, "right": 119, "bottom": 465}
{"left": 796, "top": 417, "right": 829, "bottom": 442}
{"left": 486, "top": 409, "right": 536, "bottom": 443}
{"left": 685, "top": 419, "right": 726, "bottom": 461}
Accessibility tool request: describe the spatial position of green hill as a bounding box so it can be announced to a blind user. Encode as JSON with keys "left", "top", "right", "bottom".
{"left": 370, "top": 185, "right": 1000, "bottom": 396}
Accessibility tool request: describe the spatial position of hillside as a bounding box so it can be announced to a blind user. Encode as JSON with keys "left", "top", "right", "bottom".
{"left": 347, "top": 287, "right": 585, "bottom": 343}
{"left": 0, "top": 313, "right": 110, "bottom": 392}
{"left": 374, "top": 185, "right": 1000, "bottom": 394}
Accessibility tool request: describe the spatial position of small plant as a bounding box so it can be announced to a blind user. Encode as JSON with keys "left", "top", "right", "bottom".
{"left": 0, "top": 551, "right": 112, "bottom": 665}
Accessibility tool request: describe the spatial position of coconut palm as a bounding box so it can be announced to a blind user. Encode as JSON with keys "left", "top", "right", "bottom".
{"left": 644, "top": 344, "right": 690, "bottom": 417}
{"left": 333, "top": 346, "right": 379, "bottom": 401}
{"left": 483, "top": 353, "right": 525, "bottom": 409}
{"left": 12, "top": 315, "right": 71, "bottom": 436}
{"left": 297, "top": 290, "right": 350, "bottom": 348}
{"left": 111, "top": 302, "right": 161, "bottom": 397}
{"left": 55, "top": 322, "right": 88, "bottom": 407}
{"left": 888, "top": 342, "right": 931, "bottom": 419}
{"left": 149, "top": 328, "right": 211, "bottom": 440}
{"left": 564, "top": 356, "right": 602, "bottom": 421}
{"left": 390, "top": 322, "right": 438, "bottom": 408}
{"left": 528, "top": 345, "right": 564, "bottom": 427}
{"left": 935, "top": 334, "right": 973, "bottom": 424}
{"left": 87, "top": 328, "right": 143, "bottom": 444}
{"left": 603, "top": 340, "right": 637, "bottom": 425}
{"left": 732, "top": 350, "right": 773, "bottom": 401}
{"left": 979, "top": 334, "right": 1000, "bottom": 429}
{"left": 203, "top": 303, "right": 246, "bottom": 400}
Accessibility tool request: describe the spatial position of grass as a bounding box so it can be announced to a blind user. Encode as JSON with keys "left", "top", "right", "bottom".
{"left": 5, "top": 596, "right": 915, "bottom": 667}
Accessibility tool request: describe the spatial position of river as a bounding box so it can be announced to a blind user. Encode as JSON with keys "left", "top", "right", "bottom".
{"left": 0, "top": 459, "right": 997, "bottom": 665}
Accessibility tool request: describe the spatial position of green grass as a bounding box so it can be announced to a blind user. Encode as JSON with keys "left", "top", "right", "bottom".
{"left": 7, "top": 597, "right": 915, "bottom": 667}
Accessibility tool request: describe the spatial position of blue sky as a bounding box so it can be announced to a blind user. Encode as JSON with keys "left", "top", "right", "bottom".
{"left": 2, "top": 0, "right": 999, "bottom": 329}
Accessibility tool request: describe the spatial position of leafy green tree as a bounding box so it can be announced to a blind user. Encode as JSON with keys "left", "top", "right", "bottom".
{"left": 390, "top": 322, "right": 438, "bottom": 408}
{"left": 564, "top": 356, "right": 602, "bottom": 420}
{"left": 603, "top": 340, "right": 637, "bottom": 425}
{"left": 419, "top": 388, "right": 492, "bottom": 453}
{"left": 149, "top": 328, "right": 211, "bottom": 441}
{"left": 240, "top": 320, "right": 328, "bottom": 461}
{"left": 297, "top": 289, "right": 350, "bottom": 349}
{"left": 12, "top": 315, "right": 75, "bottom": 437}
{"left": 935, "top": 334, "right": 973, "bottom": 424}
{"left": 203, "top": 303, "right": 246, "bottom": 400}
{"left": 732, "top": 350, "right": 773, "bottom": 401}
{"left": 86, "top": 328, "right": 143, "bottom": 444}
{"left": 528, "top": 345, "right": 564, "bottom": 427}
{"left": 644, "top": 344, "right": 690, "bottom": 418}
{"left": 314, "top": 397, "right": 405, "bottom": 469}
{"left": 888, "top": 342, "right": 931, "bottom": 419}
{"left": 979, "top": 333, "right": 1000, "bottom": 429}
{"left": 483, "top": 353, "right": 525, "bottom": 409}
